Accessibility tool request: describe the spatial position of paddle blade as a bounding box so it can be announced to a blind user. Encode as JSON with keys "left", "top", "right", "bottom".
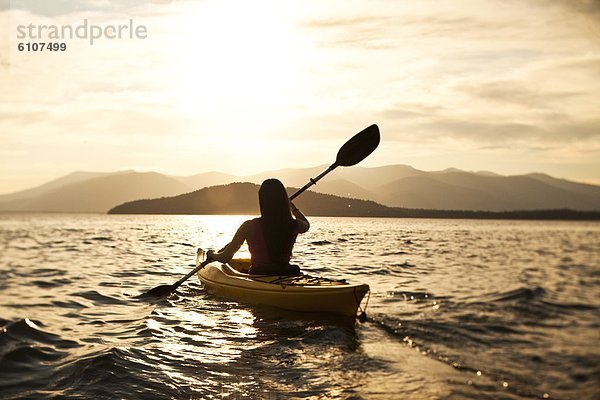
{"left": 140, "top": 284, "right": 176, "bottom": 298}
{"left": 335, "top": 124, "right": 380, "bottom": 167}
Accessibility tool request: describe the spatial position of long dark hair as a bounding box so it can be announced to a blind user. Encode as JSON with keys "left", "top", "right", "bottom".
{"left": 258, "top": 179, "right": 295, "bottom": 263}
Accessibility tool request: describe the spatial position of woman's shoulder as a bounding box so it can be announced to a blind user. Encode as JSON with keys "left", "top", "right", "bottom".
{"left": 241, "top": 218, "right": 259, "bottom": 232}
{"left": 246, "top": 217, "right": 261, "bottom": 227}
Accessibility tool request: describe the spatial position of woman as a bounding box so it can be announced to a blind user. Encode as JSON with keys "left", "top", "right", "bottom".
{"left": 207, "top": 179, "right": 309, "bottom": 275}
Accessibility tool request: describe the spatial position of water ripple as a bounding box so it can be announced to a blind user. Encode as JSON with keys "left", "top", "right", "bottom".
{"left": 0, "top": 214, "right": 598, "bottom": 399}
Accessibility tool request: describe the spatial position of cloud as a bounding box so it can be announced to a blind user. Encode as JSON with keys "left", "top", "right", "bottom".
{"left": 420, "top": 116, "right": 600, "bottom": 144}
{"left": 302, "top": 15, "right": 393, "bottom": 29}
{"left": 0, "top": 111, "right": 48, "bottom": 125}
{"left": 537, "top": 0, "right": 600, "bottom": 16}
{"left": 546, "top": 57, "right": 600, "bottom": 77}
{"left": 301, "top": 15, "right": 400, "bottom": 49}
{"left": 1, "top": 0, "right": 599, "bottom": 191}
{"left": 423, "top": 119, "right": 543, "bottom": 141}
{"left": 301, "top": 14, "right": 502, "bottom": 49}
{"left": 376, "top": 99, "right": 600, "bottom": 146}
{"left": 379, "top": 103, "right": 444, "bottom": 121}
{"left": 460, "top": 81, "right": 583, "bottom": 109}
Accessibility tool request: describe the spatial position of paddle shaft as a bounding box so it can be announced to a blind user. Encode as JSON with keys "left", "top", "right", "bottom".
{"left": 289, "top": 164, "right": 337, "bottom": 201}
{"left": 171, "top": 258, "right": 212, "bottom": 290}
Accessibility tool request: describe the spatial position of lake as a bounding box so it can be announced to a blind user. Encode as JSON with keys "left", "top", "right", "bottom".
{"left": 0, "top": 214, "right": 598, "bottom": 399}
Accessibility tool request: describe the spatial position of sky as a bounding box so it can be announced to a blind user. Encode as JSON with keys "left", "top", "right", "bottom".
{"left": 0, "top": 0, "right": 599, "bottom": 194}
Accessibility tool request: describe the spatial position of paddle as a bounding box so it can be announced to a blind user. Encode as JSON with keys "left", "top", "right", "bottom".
{"left": 290, "top": 124, "right": 380, "bottom": 200}
{"left": 141, "top": 249, "right": 210, "bottom": 297}
{"left": 142, "top": 124, "right": 380, "bottom": 297}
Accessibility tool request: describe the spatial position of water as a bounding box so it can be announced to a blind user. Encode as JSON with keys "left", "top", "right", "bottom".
{"left": 0, "top": 214, "right": 598, "bottom": 399}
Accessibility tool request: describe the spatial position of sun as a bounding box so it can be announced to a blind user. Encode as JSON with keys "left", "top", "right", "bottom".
{"left": 166, "top": 0, "right": 310, "bottom": 128}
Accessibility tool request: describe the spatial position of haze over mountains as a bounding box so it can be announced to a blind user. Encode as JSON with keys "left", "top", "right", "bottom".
{"left": 1, "top": 165, "right": 599, "bottom": 213}
{"left": 0, "top": 172, "right": 189, "bottom": 213}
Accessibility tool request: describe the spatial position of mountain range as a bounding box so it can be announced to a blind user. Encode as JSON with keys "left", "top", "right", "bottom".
{"left": 0, "top": 165, "right": 599, "bottom": 213}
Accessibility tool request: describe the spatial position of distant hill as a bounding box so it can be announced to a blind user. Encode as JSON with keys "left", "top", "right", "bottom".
{"left": 108, "top": 182, "right": 396, "bottom": 217}
{"left": 0, "top": 170, "right": 133, "bottom": 203}
{"left": 0, "top": 172, "right": 191, "bottom": 213}
{"left": 309, "top": 179, "right": 375, "bottom": 201}
{"left": 108, "top": 182, "right": 600, "bottom": 220}
{"left": 2, "top": 164, "right": 598, "bottom": 213}
{"left": 524, "top": 173, "right": 600, "bottom": 197}
{"left": 377, "top": 172, "right": 600, "bottom": 211}
{"left": 376, "top": 176, "right": 497, "bottom": 211}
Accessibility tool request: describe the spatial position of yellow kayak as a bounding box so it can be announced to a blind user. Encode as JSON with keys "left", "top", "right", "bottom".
{"left": 197, "top": 259, "right": 369, "bottom": 317}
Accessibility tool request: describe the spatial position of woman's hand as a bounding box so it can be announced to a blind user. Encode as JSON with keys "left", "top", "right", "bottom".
{"left": 290, "top": 202, "right": 310, "bottom": 233}
{"left": 206, "top": 249, "right": 215, "bottom": 261}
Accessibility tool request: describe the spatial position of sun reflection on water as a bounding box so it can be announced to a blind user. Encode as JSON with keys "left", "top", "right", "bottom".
{"left": 147, "top": 304, "right": 258, "bottom": 368}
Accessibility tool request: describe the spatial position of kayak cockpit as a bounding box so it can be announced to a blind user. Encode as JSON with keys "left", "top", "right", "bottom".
{"left": 224, "top": 261, "right": 350, "bottom": 286}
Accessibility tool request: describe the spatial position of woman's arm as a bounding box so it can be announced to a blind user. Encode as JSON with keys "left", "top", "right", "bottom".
{"left": 290, "top": 202, "right": 310, "bottom": 233}
{"left": 207, "top": 220, "right": 252, "bottom": 262}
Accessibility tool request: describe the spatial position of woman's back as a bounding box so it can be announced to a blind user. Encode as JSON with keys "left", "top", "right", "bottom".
{"left": 247, "top": 217, "right": 298, "bottom": 267}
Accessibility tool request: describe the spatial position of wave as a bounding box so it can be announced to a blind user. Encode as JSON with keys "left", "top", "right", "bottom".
{"left": 0, "top": 319, "right": 80, "bottom": 394}
{"left": 89, "top": 236, "right": 114, "bottom": 241}
{"left": 539, "top": 299, "right": 597, "bottom": 311}
{"left": 483, "top": 286, "right": 547, "bottom": 302}
{"left": 0, "top": 345, "right": 185, "bottom": 399}
{"left": 74, "top": 290, "right": 129, "bottom": 306}
{"left": 14, "top": 268, "right": 64, "bottom": 278}
{"left": 0, "top": 319, "right": 78, "bottom": 350}
{"left": 51, "top": 299, "right": 90, "bottom": 309}
{"left": 380, "top": 251, "right": 409, "bottom": 256}
{"left": 30, "top": 278, "right": 72, "bottom": 289}
{"left": 0, "top": 319, "right": 184, "bottom": 399}
{"left": 46, "top": 347, "right": 184, "bottom": 399}
{"left": 365, "top": 313, "right": 546, "bottom": 399}
{"left": 366, "top": 279, "right": 600, "bottom": 399}
{"left": 391, "top": 261, "right": 416, "bottom": 268}
{"left": 464, "top": 286, "right": 597, "bottom": 325}
{"left": 309, "top": 240, "right": 333, "bottom": 246}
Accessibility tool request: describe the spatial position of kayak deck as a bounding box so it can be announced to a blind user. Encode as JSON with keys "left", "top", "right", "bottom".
{"left": 198, "top": 259, "right": 369, "bottom": 317}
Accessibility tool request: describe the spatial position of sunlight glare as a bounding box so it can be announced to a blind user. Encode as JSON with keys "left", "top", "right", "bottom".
{"left": 169, "top": 0, "right": 309, "bottom": 129}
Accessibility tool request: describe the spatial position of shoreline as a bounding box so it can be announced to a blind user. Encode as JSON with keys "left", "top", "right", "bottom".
{"left": 2, "top": 210, "right": 598, "bottom": 221}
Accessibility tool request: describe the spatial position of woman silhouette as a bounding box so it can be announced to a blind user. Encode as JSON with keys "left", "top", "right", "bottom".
{"left": 207, "top": 179, "right": 309, "bottom": 275}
